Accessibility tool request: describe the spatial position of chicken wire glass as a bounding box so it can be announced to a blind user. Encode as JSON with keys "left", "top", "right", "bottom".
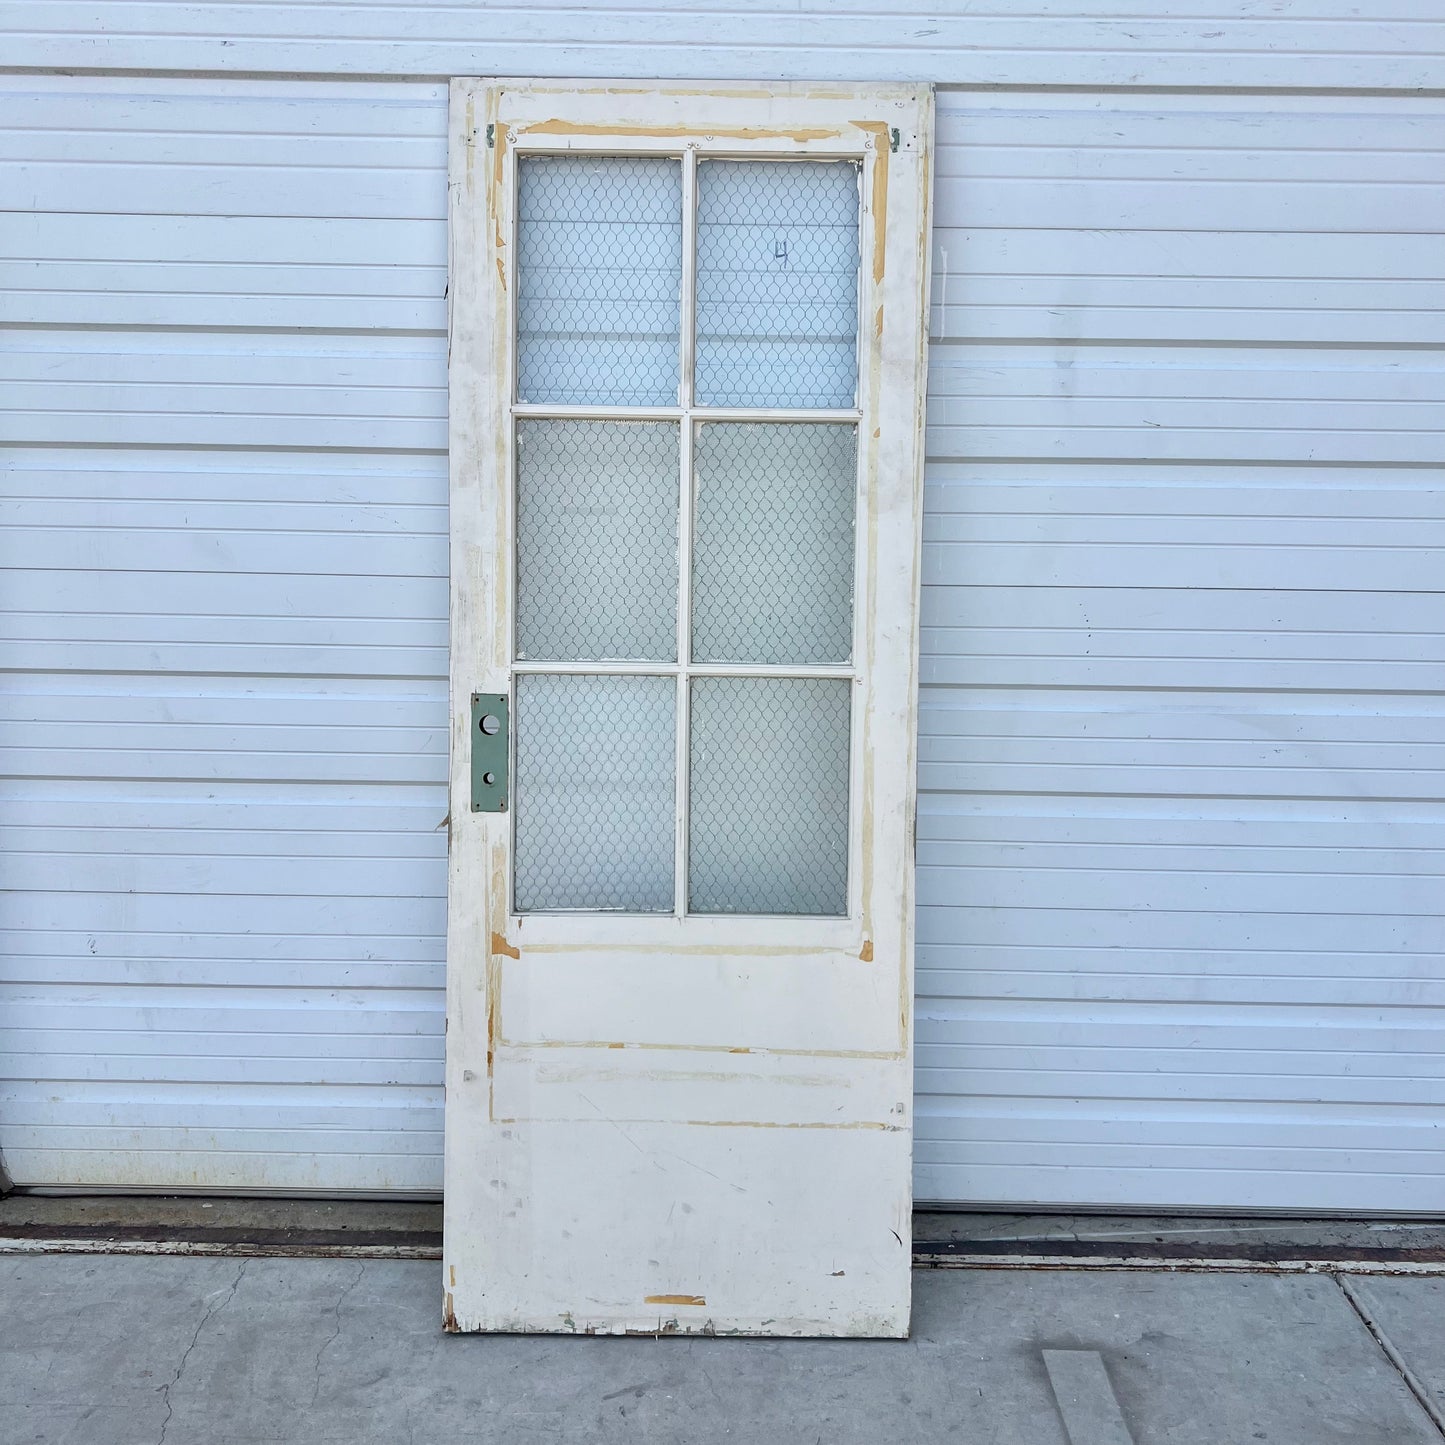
{"left": 688, "top": 678, "right": 851, "bottom": 915}
{"left": 692, "top": 423, "right": 856, "bottom": 665}
{"left": 516, "top": 420, "right": 678, "bottom": 662}
{"left": 517, "top": 156, "right": 682, "bottom": 406}
{"left": 514, "top": 674, "right": 676, "bottom": 912}
{"left": 695, "top": 160, "right": 861, "bottom": 409}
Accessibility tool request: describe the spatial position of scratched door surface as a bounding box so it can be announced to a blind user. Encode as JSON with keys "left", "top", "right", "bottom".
{"left": 444, "top": 80, "right": 933, "bottom": 1336}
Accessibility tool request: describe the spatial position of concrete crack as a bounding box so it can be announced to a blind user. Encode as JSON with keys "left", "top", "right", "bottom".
{"left": 157, "top": 1259, "right": 249, "bottom": 1445}
{"left": 689, "top": 1339, "right": 725, "bottom": 1410}
{"left": 1334, "top": 1273, "right": 1445, "bottom": 1441}
{"left": 311, "top": 1262, "right": 366, "bottom": 1406}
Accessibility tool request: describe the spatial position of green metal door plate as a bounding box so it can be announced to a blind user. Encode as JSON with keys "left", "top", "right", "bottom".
{"left": 470, "top": 693, "right": 509, "bottom": 813}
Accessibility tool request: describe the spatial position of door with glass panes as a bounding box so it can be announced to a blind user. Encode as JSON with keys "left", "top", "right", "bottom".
{"left": 444, "top": 80, "right": 932, "bottom": 1336}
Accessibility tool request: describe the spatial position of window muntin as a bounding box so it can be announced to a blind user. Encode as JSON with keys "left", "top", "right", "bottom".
{"left": 511, "top": 153, "right": 864, "bottom": 917}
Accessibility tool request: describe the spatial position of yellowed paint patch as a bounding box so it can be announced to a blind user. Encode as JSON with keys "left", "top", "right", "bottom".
{"left": 853, "top": 122, "right": 892, "bottom": 286}
{"left": 646, "top": 1294, "right": 707, "bottom": 1307}
{"left": 566, "top": 85, "right": 783, "bottom": 101}
{"left": 685, "top": 1119, "right": 899, "bottom": 1132}
{"left": 490, "top": 110, "right": 509, "bottom": 274}
{"left": 523, "top": 119, "right": 840, "bottom": 144}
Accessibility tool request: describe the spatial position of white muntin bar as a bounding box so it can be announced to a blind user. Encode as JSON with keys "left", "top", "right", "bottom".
{"left": 510, "top": 660, "right": 854, "bottom": 679}
{"left": 674, "top": 147, "right": 699, "bottom": 916}
{"left": 511, "top": 404, "right": 860, "bottom": 423}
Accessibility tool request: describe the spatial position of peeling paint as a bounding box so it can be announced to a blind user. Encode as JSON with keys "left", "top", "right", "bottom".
{"left": 858, "top": 940, "right": 874, "bottom": 962}
{"left": 645, "top": 1293, "right": 706, "bottom": 1307}
{"left": 853, "top": 121, "right": 892, "bottom": 285}
{"left": 498, "top": 1037, "right": 903, "bottom": 1062}
{"left": 523, "top": 119, "right": 840, "bottom": 144}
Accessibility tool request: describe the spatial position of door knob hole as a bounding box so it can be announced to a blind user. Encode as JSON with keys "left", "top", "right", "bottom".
{"left": 479, "top": 714, "right": 501, "bottom": 736}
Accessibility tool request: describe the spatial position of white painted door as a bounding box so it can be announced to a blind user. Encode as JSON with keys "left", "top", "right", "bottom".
{"left": 443, "top": 81, "right": 932, "bottom": 1335}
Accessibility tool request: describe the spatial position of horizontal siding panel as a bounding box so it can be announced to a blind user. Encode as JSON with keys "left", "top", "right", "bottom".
{"left": 0, "top": 959, "right": 446, "bottom": 990}
{"left": 916, "top": 964, "right": 1445, "bottom": 1011}
{"left": 912, "top": 1066, "right": 1445, "bottom": 1110}
{"left": 4, "top": 893, "right": 446, "bottom": 937}
{"left": 0, "top": 333, "right": 447, "bottom": 451}
{"left": 1, "top": 1025, "right": 443, "bottom": 1061}
{"left": 0, "top": 1124, "right": 442, "bottom": 1154}
{"left": 0, "top": 1147, "right": 442, "bottom": 1194}
{"left": 1, "top": 639, "right": 447, "bottom": 679}
{"left": 2, "top": 452, "right": 449, "bottom": 506}
{"left": 913, "top": 1161, "right": 1445, "bottom": 1214}
{"left": 0, "top": 1053, "right": 443, "bottom": 1086}
{"left": 920, "top": 545, "right": 1441, "bottom": 592}
{"left": 3, "top": 9, "right": 1441, "bottom": 88}
{"left": 6, "top": 527, "right": 445, "bottom": 578}
{"left": 916, "top": 862, "right": 1441, "bottom": 915}
{"left": 5, "top": 566, "right": 447, "bottom": 618}
{"left": 917, "top": 908, "right": 1443, "bottom": 957}
{"left": 2, "top": 853, "right": 445, "bottom": 896}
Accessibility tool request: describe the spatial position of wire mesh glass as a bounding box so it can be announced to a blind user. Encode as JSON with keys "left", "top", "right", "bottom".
{"left": 692, "top": 422, "right": 856, "bottom": 665}
{"left": 695, "top": 160, "right": 861, "bottom": 409}
{"left": 517, "top": 156, "right": 683, "bottom": 406}
{"left": 516, "top": 419, "right": 679, "bottom": 662}
{"left": 514, "top": 674, "right": 676, "bottom": 912}
{"left": 688, "top": 677, "right": 851, "bottom": 916}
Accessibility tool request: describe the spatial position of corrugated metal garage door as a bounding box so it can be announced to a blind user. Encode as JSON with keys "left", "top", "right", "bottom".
{"left": 1, "top": 79, "right": 453, "bottom": 1193}
{"left": 2, "top": 75, "right": 1441, "bottom": 1209}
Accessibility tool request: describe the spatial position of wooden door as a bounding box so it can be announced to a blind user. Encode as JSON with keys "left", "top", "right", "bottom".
{"left": 445, "top": 79, "right": 933, "bottom": 1336}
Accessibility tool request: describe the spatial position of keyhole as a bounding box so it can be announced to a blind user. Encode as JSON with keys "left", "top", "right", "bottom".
{"left": 479, "top": 714, "right": 501, "bottom": 736}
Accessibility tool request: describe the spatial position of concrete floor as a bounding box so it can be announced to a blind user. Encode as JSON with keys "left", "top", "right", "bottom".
{"left": 4, "top": 1254, "right": 1445, "bottom": 1444}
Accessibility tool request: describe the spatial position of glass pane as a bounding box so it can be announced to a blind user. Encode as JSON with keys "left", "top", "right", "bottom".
{"left": 514, "top": 675, "right": 675, "bottom": 912}
{"left": 517, "top": 156, "right": 682, "bottom": 406}
{"left": 692, "top": 422, "right": 856, "bottom": 665}
{"left": 695, "top": 160, "right": 860, "bottom": 408}
{"left": 516, "top": 420, "right": 678, "bottom": 662}
{"left": 688, "top": 678, "right": 850, "bottom": 915}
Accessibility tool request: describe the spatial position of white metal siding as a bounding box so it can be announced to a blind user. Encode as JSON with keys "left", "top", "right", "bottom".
{"left": 3, "top": 2, "right": 1440, "bottom": 89}
{"left": 1, "top": 79, "right": 452, "bottom": 1192}
{"left": 2, "top": 69, "right": 1442, "bottom": 1208}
